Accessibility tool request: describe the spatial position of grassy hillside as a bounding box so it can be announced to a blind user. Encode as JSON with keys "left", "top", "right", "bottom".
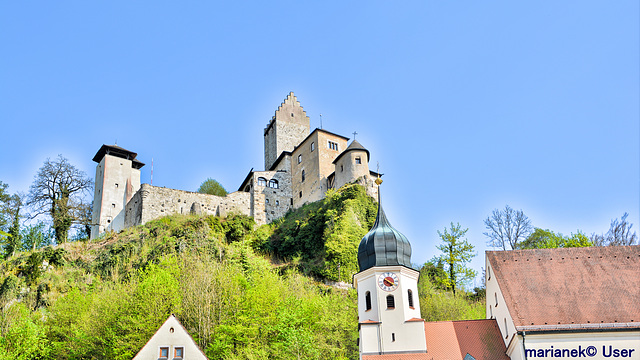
{"left": 0, "top": 184, "right": 483, "bottom": 360}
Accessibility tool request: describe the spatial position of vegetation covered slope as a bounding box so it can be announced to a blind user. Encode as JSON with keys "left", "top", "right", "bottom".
{"left": 0, "top": 184, "right": 483, "bottom": 360}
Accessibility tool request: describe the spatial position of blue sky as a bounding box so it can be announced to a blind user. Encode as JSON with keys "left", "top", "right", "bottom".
{"left": 1, "top": 1, "right": 638, "bottom": 283}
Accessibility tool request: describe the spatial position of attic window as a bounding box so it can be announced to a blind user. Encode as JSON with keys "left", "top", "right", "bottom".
{"left": 174, "top": 347, "right": 184, "bottom": 359}
{"left": 355, "top": 156, "right": 361, "bottom": 164}
{"left": 386, "top": 295, "right": 395, "bottom": 309}
{"left": 159, "top": 347, "right": 169, "bottom": 359}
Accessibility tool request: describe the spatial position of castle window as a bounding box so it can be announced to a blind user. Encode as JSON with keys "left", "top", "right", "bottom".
{"left": 244, "top": 185, "right": 250, "bottom": 192}
{"left": 257, "top": 177, "right": 267, "bottom": 186}
{"left": 386, "top": 295, "right": 395, "bottom": 309}
{"left": 174, "top": 347, "right": 184, "bottom": 359}
{"left": 291, "top": 113, "right": 294, "bottom": 117}
{"left": 275, "top": 200, "right": 279, "bottom": 206}
{"left": 355, "top": 156, "right": 362, "bottom": 164}
{"left": 408, "top": 289, "right": 414, "bottom": 308}
{"left": 341, "top": 165, "right": 343, "bottom": 172}
{"left": 328, "top": 141, "right": 339, "bottom": 151}
{"left": 301, "top": 170, "right": 305, "bottom": 182}
{"left": 311, "top": 142, "right": 315, "bottom": 151}
{"left": 159, "top": 347, "right": 169, "bottom": 358}
{"left": 266, "top": 199, "right": 269, "bottom": 204}
{"left": 365, "top": 291, "right": 372, "bottom": 311}
{"left": 299, "top": 191, "right": 302, "bottom": 198}
{"left": 268, "top": 179, "right": 279, "bottom": 189}
{"left": 298, "top": 154, "right": 302, "bottom": 164}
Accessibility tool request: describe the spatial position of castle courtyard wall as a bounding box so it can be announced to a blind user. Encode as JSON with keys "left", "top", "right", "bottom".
{"left": 124, "top": 184, "right": 252, "bottom": 228}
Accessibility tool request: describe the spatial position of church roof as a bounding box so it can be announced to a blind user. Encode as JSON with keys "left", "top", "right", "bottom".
{"left": 423, "top": 319, "right": 509, "bottom": 360}
{"left": 332, "top": 139, "right": 370, "bottom": 164}
{"left": 487, "top": 245, "right": 640, "bottom": 332}
{"left": 357, "top": 192, "right": 412, "bottom": 271}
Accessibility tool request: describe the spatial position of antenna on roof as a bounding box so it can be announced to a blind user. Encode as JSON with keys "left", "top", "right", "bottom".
{"left": 319, "top": 113, "right": 323, "bottom": 129}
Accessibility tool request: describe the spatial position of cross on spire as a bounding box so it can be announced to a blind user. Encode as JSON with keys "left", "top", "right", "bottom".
{"left": 352, "top": 131, "right": 358, "bottom": 140}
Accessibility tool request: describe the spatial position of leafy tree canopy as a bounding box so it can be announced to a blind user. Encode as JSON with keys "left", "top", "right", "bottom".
{"left": 436, "top": 222, "right": 477, "bottom": 296}
{"left": 517, "top": 228, "right": 592, "bottom": 249}
{"left": 197, "top": 178, "right": 228, "bottom": 196}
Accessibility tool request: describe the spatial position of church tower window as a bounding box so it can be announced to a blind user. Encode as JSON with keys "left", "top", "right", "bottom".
{"left": 408, "top": 289, "right": 414, "bottom": 308}
{"left": 365, "top": 291, "right": 372, "bottom": 311}
{"left": 386, "top": 295, "right": 395, "bottom": 309}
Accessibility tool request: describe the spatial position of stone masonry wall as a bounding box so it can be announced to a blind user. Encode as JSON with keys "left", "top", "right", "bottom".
{"left": 124, "top": 184, "right": 252, "bottom": 228}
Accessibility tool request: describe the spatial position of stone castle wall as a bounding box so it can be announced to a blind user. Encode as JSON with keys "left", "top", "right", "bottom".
{"left": 124, "top": 184, "right": 252, "bottom": 228}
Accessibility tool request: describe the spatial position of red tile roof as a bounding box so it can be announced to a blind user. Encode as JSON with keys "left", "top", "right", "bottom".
{"left": 487, "top": 245, "right": 640, "bottom": 331}
{"left": 424, "top": 319, "right": 509, "bottom": 360}
{"left": 363, "top": 319, "right": 507, "bottom": 360}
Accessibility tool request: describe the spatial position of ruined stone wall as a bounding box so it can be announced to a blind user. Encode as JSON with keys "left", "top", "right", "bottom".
{"left": 251, "top": 169, "right": 293, "bottom": 224}
{"left": 124, "top": 184, "right": 252, "bottom": 228}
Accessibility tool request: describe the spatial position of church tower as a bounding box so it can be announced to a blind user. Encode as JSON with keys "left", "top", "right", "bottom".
{"left": 263, "top": 92, "right": 310, "bottom": 170}
{"left": 91, "top": 144, "right": 144, "bottom": 239}
{"left": 354, "top": 183, "right": 427, "bottom": 357}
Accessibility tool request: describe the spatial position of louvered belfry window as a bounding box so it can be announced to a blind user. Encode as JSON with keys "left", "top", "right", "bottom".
{"left": 386, "top": 295, "right": 395, "bottom": 309}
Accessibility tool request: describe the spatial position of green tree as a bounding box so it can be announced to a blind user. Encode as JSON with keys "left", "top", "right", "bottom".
{"left": 197, "top": 178, "right": 228, "bottom": 196}
{"left": 518, "top": 228, "right": 593, "bottom": 249}
{"left": 25, "top": 155, "right": 93, "bottom": 244}
{"left": 1, "top": 194, "right": 22, "bottom": 259}
{"left": 21, "top": 222, "right": 53, "bottom": 252}
{"left": 436, "top": 222, "right": 477, "bottom": 296}
{"left": 483, "top": 205, "right": 533, "bottom": 250}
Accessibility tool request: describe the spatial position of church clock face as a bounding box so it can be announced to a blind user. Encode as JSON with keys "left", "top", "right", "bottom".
{"left": 378, "top": 272, "right": 399, "bottom": 292}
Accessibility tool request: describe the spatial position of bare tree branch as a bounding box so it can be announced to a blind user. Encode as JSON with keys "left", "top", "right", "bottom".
{"left": 483, "top": 205, "right": 532, "bottom": 250}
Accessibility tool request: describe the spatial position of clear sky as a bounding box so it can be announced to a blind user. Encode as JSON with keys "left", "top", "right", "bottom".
{"left": 1, "top": 1, "right": 638, "bottom": 283}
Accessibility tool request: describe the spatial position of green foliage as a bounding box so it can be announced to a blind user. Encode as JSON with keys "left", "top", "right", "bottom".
{"left": 517, "top": 228, "right": 593, "bottom": 249}
{"left": 266, "top": 184, "right": 377, "bottom": 281}
{"left": 436, "top": 222, "right": 477, "bottom": 295}
{"left": 197, "top": 178, "right": 228, "bottom": 196}
{"left": 21, "top": 222, "right": 53, "bottom": 252}
{"left": 417, "top": 269, "right": 485, "bottom": 322}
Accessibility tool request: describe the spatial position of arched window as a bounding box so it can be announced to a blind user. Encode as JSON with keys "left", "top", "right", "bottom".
{"left": 301, "top": 170, "right": 305, "bottom": 182}
{"left": 298, "top": 154, "right": 302, "bottom": 164}
{"left": 268, "top": 179, "right": 279, "bottom": 189}
{"left": 365, "top": 291, "right": 372, "bottom": 311}
{"left": 257, "top": 177, "right": 267, "bottom": 186}
{"left": 386, "top": 295, "right": 395, "bottom": 309}
{"left": 408, "top": 289, "right": 414, "bottom": 308}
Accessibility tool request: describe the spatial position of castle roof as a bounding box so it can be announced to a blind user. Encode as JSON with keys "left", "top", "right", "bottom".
{"left": 487, "top": 245, "right": 640, "bottom": 332}
{"left": 92, "top": 144, "right": 145, "bottom": 169}
{"left": 332, "top": 139, "right": 370, "bottom": 164}
{"left": 357, "top": 191, "right": 412, "bottom": 271}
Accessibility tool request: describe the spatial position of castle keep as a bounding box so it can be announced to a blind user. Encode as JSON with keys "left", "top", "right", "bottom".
{"left": 91, "top": 92, "right": 379, "bottom": 239}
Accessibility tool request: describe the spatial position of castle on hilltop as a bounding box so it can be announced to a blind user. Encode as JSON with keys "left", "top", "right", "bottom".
{"left": 90, "top": 92, "right": 380, "bottom": 239}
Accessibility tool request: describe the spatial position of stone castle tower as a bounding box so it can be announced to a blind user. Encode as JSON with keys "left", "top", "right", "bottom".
{"left": 90, "top": 145, "right": 144, "bottom": 239}
{"left": 263, "top": 92, "right": 310, "bottom": 170}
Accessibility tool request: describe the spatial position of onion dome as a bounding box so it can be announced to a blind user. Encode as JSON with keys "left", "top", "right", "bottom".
{"left": 357, "top": 192, "right": 412, "bottom": 271}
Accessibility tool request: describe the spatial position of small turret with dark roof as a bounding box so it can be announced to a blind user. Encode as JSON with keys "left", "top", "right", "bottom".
{"left": 357, "top": 191, "right": 412, "bottom": 271}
